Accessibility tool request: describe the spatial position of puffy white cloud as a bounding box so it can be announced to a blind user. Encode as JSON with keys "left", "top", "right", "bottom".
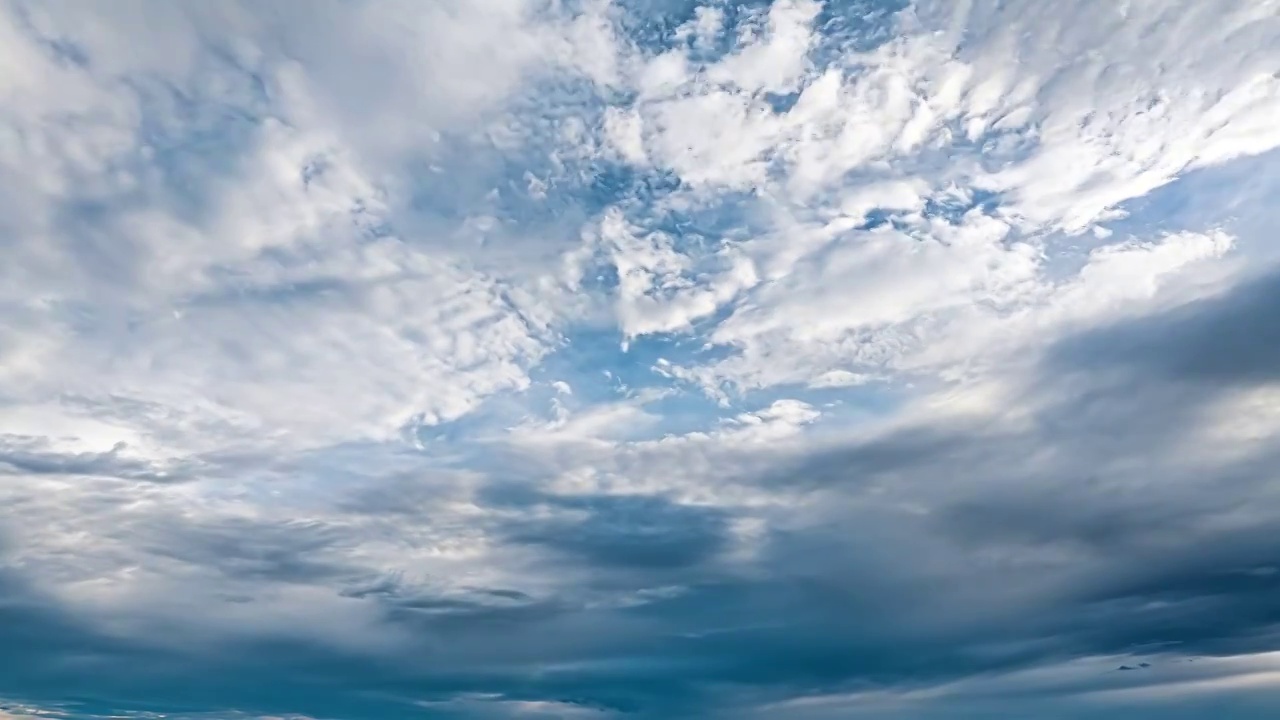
{"left": 0, "top": 0, "right": 626, "bottom": 454}
{"left": 581, "top": 0, "right": 1280, "bottom": 398}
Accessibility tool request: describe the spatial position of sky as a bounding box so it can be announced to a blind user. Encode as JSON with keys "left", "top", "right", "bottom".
{"left": 2, "top": 0, "right": 1280, "bottom": 718}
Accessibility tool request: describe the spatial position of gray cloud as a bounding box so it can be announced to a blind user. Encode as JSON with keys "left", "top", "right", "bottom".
{"left": 138, "top": 516, "right": 357, "bottom": 585}
{"left": 1050, "top": 269, "right": 1280, "bottom": 386}
{"left": 5, "top": 267, "right": 1280, "bottom": 719}
{"left": 0, "top": 437, "right": 185, "bottom": 483}
{"left": 502, "top": 492, "right": 730, "bottom": 572}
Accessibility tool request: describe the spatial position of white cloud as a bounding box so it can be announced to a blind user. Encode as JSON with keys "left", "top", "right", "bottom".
{"left": 707, "top": 0, "right": 822, "bottom": 95}
{"left": 0, "top": 1, "right": 627, "bottom": 454}
{"left": 939, "top": 0, "right": 1280, "bottom": 233}
{"left": 601, "top": 107, "right": 648, "bottom": 165}
{"left": 580, "top": 0, "right": 1279, "bottom": 397}
{"left": 676, "top": 6, "right": 725, "bottom": 49}
{"left": 902, "top": 229, "right": 1238, "bottom": 378}
{"left": 597, "top": 209, "right": 760, "bottom": 342}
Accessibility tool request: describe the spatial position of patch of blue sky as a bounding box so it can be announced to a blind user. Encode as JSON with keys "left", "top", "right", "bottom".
{"left": 586, "top": 162, "right": 686, "bottom": 220}
{"left": 402, "top": 153, "right": 508, "bottom": 229}
{"left": 847, "top": 187, "right": 1003, "bottom": 234}
{"left": 612, "top": 0, "right": 909, "bottom": 78}
{"left": 1029, "top": 148, "right": 1280, "bottom": 285}
{"left": 393, "top": 327, "right": 732, "bottom": 459}
{"left": 390, "top": 346, "right": 731, "bottom": 467}
{"left": 116, "top": 93, "right": 268, "bottom": 240}
{"left": 403, "top": 85, "right": 638, "bottom": 236}
{"left": 408, "top": 126, "right": 759, "bottom": 277}
{"left": 640, "top": 391, "right": 741, "bottom": 437}
{"left": 613, "top": 0, "right": 771, "bottom": 62}
{"left": 612, "top": 0, "right": 715, "bottom": 47}
{"left": 903, "top": 121, "right": 1043, "bottom": 181}
{"left": 535, "top": 326, "right": 703, "bottom": 397}
{"left": 529, "top": 326, "right": 733, "bottom": 433}
{"left": 923, "top": 186, "right": 1002, "bottom": 225}
{"left": 761, "top": 88, "right": 803, "bottom": 113}
{"left": 632, "top": 188, "right": 765, "bottom": 254}
{"left": 529, "top": 321, "right": 905, "bottom": 440}
{"left": 857, "top": 206, "right": 903, "bottom": 231}
{"left": 408, "top": 385, "right": 549, "bottom": 450}
{"left": 812, "top": 0, "right": 910, "bottom": 57}
{"left": 1099, "top": 147, "right": 1280, "bottom": 249}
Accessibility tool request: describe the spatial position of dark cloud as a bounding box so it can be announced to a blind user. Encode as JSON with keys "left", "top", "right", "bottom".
{"left": 138, "top": 516, "right": 356, "bottom": 584}
{"left": 504, "top": 493, "right": 730, "bottom": 572}
{"left": 6, "top": 276, "right": 1280, "bottom": 719}
{"left": 0, "top": 436, "right": 185, "bottom": 483}
{"left": 0, "top": 559, "right": 201, "bottom": 717}
{"left": 339, "top": 572, "right": 546, "bottom": 622}
{"left": 637, "top": 270, "right": 1280, "bottom": 709}
{"left": 1049, "top": 269, "right": 1280, "bottom": 386}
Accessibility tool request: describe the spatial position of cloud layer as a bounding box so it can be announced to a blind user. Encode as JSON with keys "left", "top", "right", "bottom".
{"left": 3, "top": 1, "right": 1280, "bottom": 718}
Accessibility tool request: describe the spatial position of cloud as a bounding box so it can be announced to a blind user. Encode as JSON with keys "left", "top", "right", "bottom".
{"left": 1049, "top": 267, "right": 1280, "bottom": 386}
{"left": 0, "top": 0, "right": 627, "bottom": 454}
{"left": 3, "top": 1, "right": 1280, "bottom": 719}
{"left": 575, "top": 0, "right": 1279, "bottom": 395}
{"left": 502, "top": 492, "right": 730, "bottom": 571}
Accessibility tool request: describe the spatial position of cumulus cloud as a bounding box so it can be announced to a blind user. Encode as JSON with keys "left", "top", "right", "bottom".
{"left": 3, "top": 1, "right": 1280, "bottom": 719}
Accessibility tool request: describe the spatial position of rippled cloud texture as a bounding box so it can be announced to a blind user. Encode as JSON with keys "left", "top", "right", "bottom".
{"left": 3, "top": 0, "right": 1280, "bottom": 718}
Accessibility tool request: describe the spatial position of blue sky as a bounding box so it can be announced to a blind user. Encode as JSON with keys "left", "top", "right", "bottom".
{"left": 2, "top": 1, "right": 1280, "bottom": 718}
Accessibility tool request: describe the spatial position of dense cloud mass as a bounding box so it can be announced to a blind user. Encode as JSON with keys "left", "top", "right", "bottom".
{"left": 2, "top": 0, "right": 1280, "bottom": 718}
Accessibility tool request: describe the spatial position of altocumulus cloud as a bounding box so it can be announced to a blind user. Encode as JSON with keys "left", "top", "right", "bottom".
{"left": 2, "top": 0, "right": 1280, "bottom": 718}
